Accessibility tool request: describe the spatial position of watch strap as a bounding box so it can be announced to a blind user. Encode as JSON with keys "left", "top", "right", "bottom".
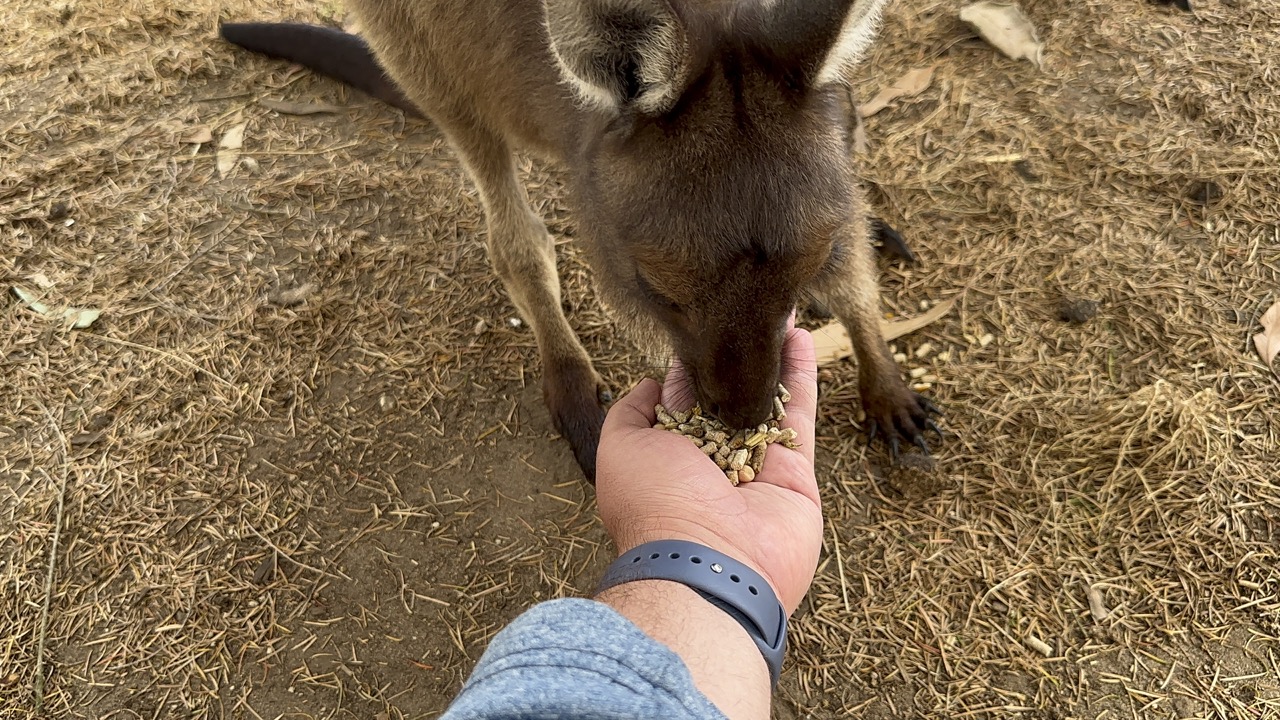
{"left": 596, "top": 539, "right": 787, "bottom": 686}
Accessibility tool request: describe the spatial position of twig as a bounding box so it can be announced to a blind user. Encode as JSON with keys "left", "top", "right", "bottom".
{"left": 831, "top": 523, "right": 851, "bottom": 614}
{"left": 33, "top": 406, "right": 71, "bottom": 714}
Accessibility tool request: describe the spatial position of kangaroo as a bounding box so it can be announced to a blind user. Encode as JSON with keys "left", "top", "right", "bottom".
{"left": 220, "top": 0, "right": 941, "bottom": 481}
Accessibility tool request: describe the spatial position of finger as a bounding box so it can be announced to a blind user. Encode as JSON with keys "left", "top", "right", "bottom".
{"left": 778, "top": 326, "right": 818, "bottom": 466}
{"left": 602, "top": 378, "right": 663, "bottom": 435}
{"left": 660, "top": 357, "right": 698, "bottom": 412}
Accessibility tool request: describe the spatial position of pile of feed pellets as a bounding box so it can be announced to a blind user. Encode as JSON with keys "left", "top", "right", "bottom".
{"left": 654, "top": 384, "right": 799, "bottom": 485}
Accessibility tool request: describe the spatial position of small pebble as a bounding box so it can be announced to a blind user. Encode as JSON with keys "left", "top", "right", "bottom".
{"left": 48, "top": 201, "right": 71, "bottom": 221}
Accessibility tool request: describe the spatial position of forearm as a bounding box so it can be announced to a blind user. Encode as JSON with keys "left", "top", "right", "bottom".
{"left": 440, "top": 598, "right": 729, "bottom": 719}
{"left": 597, "top": 579, "right": 772, "bottom": 720}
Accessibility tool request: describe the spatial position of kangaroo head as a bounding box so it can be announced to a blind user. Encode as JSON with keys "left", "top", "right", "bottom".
{"left": 548, "top": 0, "right": 885, "bottom": 427}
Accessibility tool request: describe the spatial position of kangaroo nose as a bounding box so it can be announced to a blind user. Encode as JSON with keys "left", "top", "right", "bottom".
{"left": 713, "top": 393, "right": 775, "bottom": 430}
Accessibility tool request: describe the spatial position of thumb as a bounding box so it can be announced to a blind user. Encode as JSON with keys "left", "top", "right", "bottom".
{"left": 603, "top": 378, "right": 663, "bottom": 434}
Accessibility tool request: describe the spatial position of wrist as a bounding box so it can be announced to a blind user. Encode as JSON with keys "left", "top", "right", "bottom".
{"left": 612, "top": 526, "right": 779, "bottom": 603}
{"left": 597, "top": 579, "right": 771, "bottom": 720}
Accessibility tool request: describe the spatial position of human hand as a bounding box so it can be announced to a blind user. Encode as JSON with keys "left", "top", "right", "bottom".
{"left": 594, "top": 324, "right": 822, "bottom": 614}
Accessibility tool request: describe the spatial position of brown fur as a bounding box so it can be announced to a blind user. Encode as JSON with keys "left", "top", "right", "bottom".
{"left": 224, "top": 0, "right": 939, "bottom": 479}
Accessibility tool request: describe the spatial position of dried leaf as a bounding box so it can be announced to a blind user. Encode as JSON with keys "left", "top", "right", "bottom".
{"left": 810, "top": 325, "right": 852, "bottom": 365}
{"left": 268, "top": 282, "right": 318, "bottom": 307}
{"left": 1254, "top": 300, "right": 1280, "bottom": 369}
{"left": 811, "top": 298, "right": 957, "bottom": 366}
{"left": 181, "top": 125, "right": 213, "bottom": 144}
{"left": 216, "top": 122, "right": 247, "bottom": 177}
{"left": 859, "top": 66, "right": 936, "bottom": 118}
{"left": 12, "top": 286, "right": 102, "bottom": 328}
{"left": 959, "top": 2, "right": 1044, "bottom": 68}
{"left": 259, "top": 98, "right": 343, "bottom": 116}
{"left": 882, "top": 297, "right": 957, "bottom": 342}
{"left": 1086, "top": 584, "right": 1110, "bottom": 622}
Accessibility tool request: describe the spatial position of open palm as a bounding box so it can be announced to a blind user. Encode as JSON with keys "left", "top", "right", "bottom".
{"left": 595, "top": 327, "right": 823, "bottom": 614}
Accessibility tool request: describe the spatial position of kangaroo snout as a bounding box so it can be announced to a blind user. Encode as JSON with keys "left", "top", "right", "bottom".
{"left": 690, "top": 344, "right": 783, "bottom": 429}
{"left": 704, "top": 388, "right": 777, "bottom": 430}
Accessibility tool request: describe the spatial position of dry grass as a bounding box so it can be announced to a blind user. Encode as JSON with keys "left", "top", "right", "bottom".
{"left": 2, "top": 0, "right": 1277, "bottom": 718}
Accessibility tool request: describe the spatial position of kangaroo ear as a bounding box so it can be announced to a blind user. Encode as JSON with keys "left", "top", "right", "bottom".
{"left": 752, "top": 0, "right": 888, "bottom": 88}
{"left": 544, "top": 0, "right": 692, "bottom": 115}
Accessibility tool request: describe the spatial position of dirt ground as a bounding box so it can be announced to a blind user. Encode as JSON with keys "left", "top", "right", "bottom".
{"left": 3, "top": 0, "right": 1279, "bottom": 717}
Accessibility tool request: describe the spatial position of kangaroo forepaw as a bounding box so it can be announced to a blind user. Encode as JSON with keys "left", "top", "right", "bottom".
{"left": 862, "top": 380, "right": 942, "bottom": 463}
{"left": 871, "top": 219, "right": 918, "bottom": 265}
{"left": 544, "top": 363, "right": 610, "bottom": 482}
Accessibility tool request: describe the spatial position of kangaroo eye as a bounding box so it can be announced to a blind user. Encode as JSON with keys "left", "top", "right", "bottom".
{"left": 635, "top": 272, "right": 683, "bottom": 313}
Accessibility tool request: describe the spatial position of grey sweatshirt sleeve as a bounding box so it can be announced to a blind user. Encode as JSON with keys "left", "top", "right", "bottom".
{"left": 439, "top": 598, "right": 730, "bottom": 720}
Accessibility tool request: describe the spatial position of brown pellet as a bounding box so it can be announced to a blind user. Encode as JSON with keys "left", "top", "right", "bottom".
{"left": 653, "top": 384, "right": 798, "bottom": 484}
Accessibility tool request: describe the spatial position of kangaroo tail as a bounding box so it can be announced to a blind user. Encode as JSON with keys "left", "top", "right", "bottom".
{"left": 219, "top": 22, "right": 423, "bottom": 118}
